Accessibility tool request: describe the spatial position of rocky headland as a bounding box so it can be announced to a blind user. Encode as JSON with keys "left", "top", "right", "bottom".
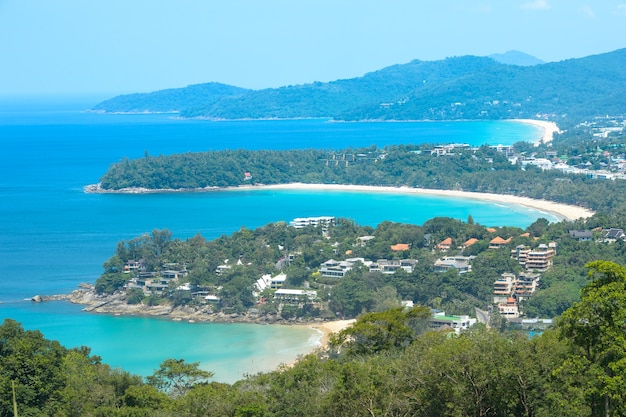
{"left": 34, "top": 285, "right": 328, "bottom": 326}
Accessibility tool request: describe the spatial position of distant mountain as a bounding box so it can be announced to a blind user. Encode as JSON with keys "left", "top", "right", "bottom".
{"left": 91, "top": 82, "right": 250, "bottom": 113}
{"left": 93, "top": 48, "right": 626, "bottom": 123}
{"left": 488, "top": 50, "right": 544, "bottom": 66}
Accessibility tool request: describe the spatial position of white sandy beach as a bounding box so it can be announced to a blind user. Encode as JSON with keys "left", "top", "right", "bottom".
{"left": 235, "top": 183, "right": 594, "bottom": 221}
{"left": 311, "top": 319, "right": 357, "bottom": 348}
{"left": 510, "top": 119, "right": 561, "bottom": 145}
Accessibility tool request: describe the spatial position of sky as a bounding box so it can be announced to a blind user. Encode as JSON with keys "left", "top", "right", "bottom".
{"left": 1, "top": 0, "right": 625, "bottom": 97}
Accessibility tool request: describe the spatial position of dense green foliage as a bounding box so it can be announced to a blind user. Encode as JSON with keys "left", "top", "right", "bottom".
{"left": 93, "top": 49, "right": 626, "bottom": 123}
{"left": 91, "top": 82, "right": 250, "bottom": 113}
{"left": 7, "top": 261, "right": 626, "bottom": 415}
{"left": 96, "top": 142, "right": 626, "bottom": 215}
{"left": 94, "top": 211, "right": 626, "bottom": 320}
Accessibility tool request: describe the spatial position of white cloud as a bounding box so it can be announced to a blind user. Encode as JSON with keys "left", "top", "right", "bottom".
{"left": 521, "top": 0, "right": 551, "bottom": 11}
{"left": 581, "top": 5, "right": 595, "bottom": 18}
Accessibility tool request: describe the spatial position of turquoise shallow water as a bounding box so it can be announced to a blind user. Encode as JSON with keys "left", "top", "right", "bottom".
{"left": 0, "top": 98, "right": 549, "bottom": 382}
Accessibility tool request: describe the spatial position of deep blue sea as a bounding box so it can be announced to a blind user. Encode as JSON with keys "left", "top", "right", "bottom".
{"left": 0, "top": 97, "right": 552, "bottom": 382}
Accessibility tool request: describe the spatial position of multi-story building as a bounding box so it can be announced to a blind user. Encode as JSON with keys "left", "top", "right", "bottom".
{"left": 525, "top": 244, "right": 555, "bottom": 272}
{"left": 289, "top": 216, "right": 335, "bottom": 229}
{"left": 511, "top": 243, "right": 556, "bottom": 272}
{"left": 513, "top": 273, "right": 541, "bottom": 301}
{"left": 493, "top": 273, "right": 516, "bottom": 304}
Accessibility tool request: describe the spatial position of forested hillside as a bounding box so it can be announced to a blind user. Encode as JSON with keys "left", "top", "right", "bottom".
{"left": 94, "top": 143, "right": 626, "bottom": 215}
{"left": 6, "top": 260, "right": 626, "bottom": 416}
{"left": 92, "top": 48, "right": 626, "bottom": 123}
{"left": 93, "top": 211, "right": 626, "bottom": 321}
{"left": 91, "top": 82, "right": 250, "bottom": 113}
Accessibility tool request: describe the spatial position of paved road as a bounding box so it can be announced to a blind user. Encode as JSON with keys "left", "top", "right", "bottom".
{"left": 475, "top": 307, "right": 490, "bottom": 326}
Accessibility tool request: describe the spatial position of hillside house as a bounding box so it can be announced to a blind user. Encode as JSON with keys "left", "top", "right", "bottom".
{"left": 370, "top": 259, "right": 418, "bottom": 274}
{"left": 390, "top": 243, "right": 411, "bottom": 252}
{"left": 356, "top": 235, "right": 375, "bottom": 247}
{"left": 498, "top": 297, "right": 520, "bottom": 319}
{"left": 270, "top": 273, "right": 287, "bottom": 289}
{"left": 463, "top": 238, "right": 479, "bottom": 249}
{"left": 319, "top": 259, "right": 361, "bottom": 278}
{"left": 603, "top": 228, "right": 625, "bottom": 242}
{"left": 436, "top": 238, "right": 452, "bottom": 252}
{"left": 489, "top": 236, "right": 511, "bottom": 249}
{"left": 568, "top": 230, "right": 593, "bottom": 241}
{"left": 434, "top": 256, "right": 473, "bottom": 273}
{"left": 123, "top": 259, "right": 145, "bottom": 274}
{"left": 430, "top": 311, "right": 477, "bottom": 334}
{"left": 274, "top": 289, "right": 317, "bottom": 302}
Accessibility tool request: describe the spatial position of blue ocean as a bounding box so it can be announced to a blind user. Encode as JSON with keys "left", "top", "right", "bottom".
{"left": 0, "top": 97, "right": 552, "bottom": 382}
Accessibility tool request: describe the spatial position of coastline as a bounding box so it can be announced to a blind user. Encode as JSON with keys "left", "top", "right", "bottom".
{"left": 231, "top": 183, "right": 594, "bottom": 221}
{"left": 310, "top": 319, "right": 356, "bottom": 348}
{"left": 52, "top": 288, "right": 355, "bottom": 365}
{"left": 508, "top": 119, "right": 561, "bottom": 145}
{"left": 85, "top": 181, "right": 594, "bottom": 222}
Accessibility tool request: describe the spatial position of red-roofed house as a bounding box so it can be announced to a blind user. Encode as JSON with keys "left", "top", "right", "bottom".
{"left": 436, "top": 238, "right": 453, "bottom": 252}
{"left": 463, "top": 238, "right": 478, "bottom": 248}
{"left": 391, "top": 243, "right": 410, "bottom": 252}
{"left": 489, "top": 236, "right": 511, "bottom": 249}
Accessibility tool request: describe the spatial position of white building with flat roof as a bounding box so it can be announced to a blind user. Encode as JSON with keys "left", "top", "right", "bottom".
{"left": 290, "top": 216, "right": 335, "bottom": 229}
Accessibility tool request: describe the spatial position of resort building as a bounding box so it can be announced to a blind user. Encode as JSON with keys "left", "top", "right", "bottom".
{"left": 433, "top": 256, "right": 473, "bottom": 273}
{"left": 318, "top": 258, "right": 361, "bottom": 278}
{"left": 511, "top": 245, "right": 531, "bottom": 266}
{"left": 123, "top": 259, "right": 145, "bottom": 274}
{"left": 255, "top": 274, "right": 273, "bottom": 295}
{"left": 497, "top": 297, "right": 520, "bottom": 319}
{"left": 430, "top": 311, "right": 477, "bottom": 334}
{"left": 524, "top": 244, "right": 555, "bottom": 272}
{"left": 436, "top": 238, "right": 452, "bottom": 252}
{"left": 602, "top": 228, "right": 625, "bottom": 242}
{"left": 370, "top": 259, "right": 418, "bottom": 274}
{"left": 273, "top": 289, "right": 318, "bottom": 302}
{"left": 493, "top": 272, "right": 541, "bottom": 304}
{"left": 289, "top": 216, "right": 335, "bottom": 229}
{"left": 511, "top": 243, "right": 556, "bottom": 272}
{"left": 270, "top": 273, "right": 287, "bottom": 289}
{"left": 490, "top": 144, "right": 515, "bottom": 157}
{"left": 514, "top": 273, "right": 541, "bottom": 301}
{"left": 463, "top": 238, "right": 479, "bottom": 249}
{"left": 356, "top": 235, "right": 375, "bottom": 247}
{"left": 489, "top": 236, "right": 511, "bottom": 249}
{"left": 390, "top": 243, "right": 411, "bottom": 252}
{"left": 493, "top": 273, "right": 516, "bottom": 304}
{"left": 568, "top": 230, "right": 593, "bottom": 241}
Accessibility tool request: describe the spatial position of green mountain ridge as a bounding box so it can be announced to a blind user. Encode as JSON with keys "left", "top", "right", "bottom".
{"left": 93, "top": 48, "right": 626, "bottom": 123}
{"left": 91, "top": 82, "right": 250, "bottom": 113}
{"left": 488, "top": 50, "right": 545, "bottom": 66}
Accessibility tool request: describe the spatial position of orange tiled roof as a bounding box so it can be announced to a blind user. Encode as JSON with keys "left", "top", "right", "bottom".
{"left": 490, "top": 236, "right": 508, "bottom": 244}
{"left": 464, "top": 238, "right": 478, "bottom": 246}
{"left": 391, "top": 243, "right": 410, "bottom": 251}
{"left": 486, "top": 227, "right": 497, "bottom": 233}
{"left": 438, "top": 237, "right": 453, "bottom": 246}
